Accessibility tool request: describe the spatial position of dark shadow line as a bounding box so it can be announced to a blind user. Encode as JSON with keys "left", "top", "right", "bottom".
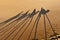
{"left": 0, "top": 16, "right": 26, "bottom": 39}
{"left": 0, "top": 11, "right": 23, "bottom": 27}
{"left": 29, "top": 11, "right": 39, "bottom": 18}
{"left": 0, "top": 9, "right": 39, "bottom": 39}
{"left": 45, "top": 14, "right": 55, "bottom": 34}
{"left": 0, "top": 10, "right": 29, "bottom": 32}
{"left": 33, "top": 17, "right": 39, "bottom": 39}
{"left": 43, "top": 15, "right": 47, "bottom": 40}
{"left": 33, "top": 15, "right": 41, "bottom": 39}
{"left": 0, "top": 18, "right": 23, "bottom": 33}
{"left": 0, "top": 21, "right": 17, "bottom": 33}
{"left": 12, "top": 17, "right": 29, "bottom": 40}
{"left": 33, "top": 11, "right": 41, "bottom": 40}
{"left": 16, "top": 10, "right": 29, "bottom": 20}
{"left": 0, "top": 12, "right": 24, "bottom": 31}
{"left": 0, "top": 14, "right": 28, "bottom": 33}
{"left": 17, "top": 9, "right": 39, "bottom": 40}
{"left": 0, "top": 11, "right": 23, "bottom": 23}
{"left": 0, "top": 15, "right": 27, "bottom": 36}
{"left": 27, "top": 14, "right": 39, "bottom": 40}
{"left": 0, "top": 20, "right": 20, "bottom": 36}
{"left": 18, "top": 17, "right": 33, "bottom": 40}
{"left": 45, "top": 14, "right": 59, "bottom": 40}
{"left": 0, "top": 10, "right": 29, "bottom": 30}
{"left": 3, "top": 16, "right": 29, "bottom": 40}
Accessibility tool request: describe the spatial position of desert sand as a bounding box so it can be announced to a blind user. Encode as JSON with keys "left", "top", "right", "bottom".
{"left": 0, "top": 0, "right": 60, "bottom": 40}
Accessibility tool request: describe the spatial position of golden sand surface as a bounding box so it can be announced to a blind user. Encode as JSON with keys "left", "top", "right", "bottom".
{"left": 0, "top": 0, "right": 60, "bottom": 40}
